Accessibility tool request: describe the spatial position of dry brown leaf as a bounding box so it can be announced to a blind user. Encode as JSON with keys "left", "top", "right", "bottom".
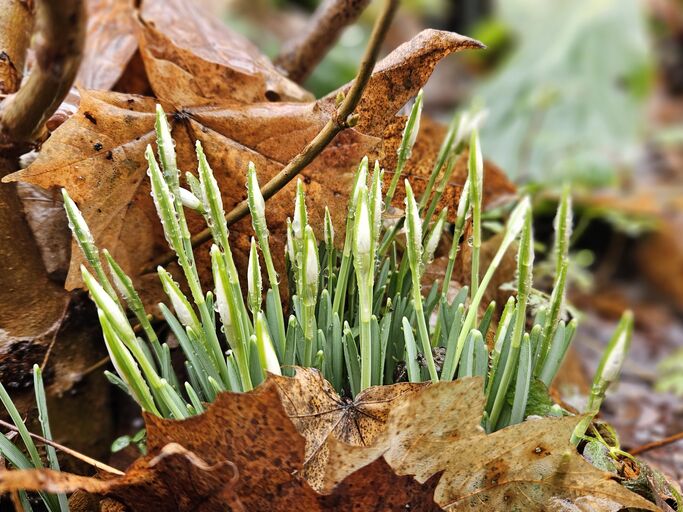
{"left": 1, "top": 377, "right": 442, "bottom": 512}
{"left": 321, "top": 378, "right": 659, "bottom": 511}
{"left": 77, "top": 0, "right": 138, "bottom": 90}
{"left": 271, "top": 367, "right": 426, "bottom": 488}
{"left": 5, "top": 13, "right": 484, "bottom": 307}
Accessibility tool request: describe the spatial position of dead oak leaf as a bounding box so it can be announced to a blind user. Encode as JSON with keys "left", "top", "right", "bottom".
{"left": 271, "top": 367, "right": 426, "bottom": 489}
{"left": 322, "top": 378, "right": 658, "bottom": 511}
{"left": 0, "top": 377, "right": 442, "bottom": 512}
{"left": 5, "top": 16, "right": 482, "bottom": 308}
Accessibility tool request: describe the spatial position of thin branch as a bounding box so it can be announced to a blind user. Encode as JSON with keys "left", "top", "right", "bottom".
{"left": 0, "top": 418, "right": 124, "bottom": 475}
{"left": 144, "top": 0, "right": 399, "bottom": 272}
{"left": 628, "top": 430, "right": 683, "bottom": 456}
{"left": 0, "top": 0, "right": 85, "bottom": 150}
{"left": 275, "top": 0, "right": 371, "bottom": 83}
{"left": 0, "top": 0, "right": 33, "bottom": 95}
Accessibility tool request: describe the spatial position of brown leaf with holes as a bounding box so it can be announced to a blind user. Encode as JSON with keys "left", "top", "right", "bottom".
{"left": 321, "top": 378, "right": 659, "bottom": 511}
{"left": 4, "top": 3, "right": 485, "bottom": 308}
{"left": 0, "top": 376, "right": 442, "bottom": 512}
{"left": 271, "top": 367, "right": 426, "bottom": 489}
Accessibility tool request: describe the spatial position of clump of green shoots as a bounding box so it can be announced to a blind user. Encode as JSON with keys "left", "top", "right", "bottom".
{"left": 56, "top": 99, "right": 632, "bottom": 436}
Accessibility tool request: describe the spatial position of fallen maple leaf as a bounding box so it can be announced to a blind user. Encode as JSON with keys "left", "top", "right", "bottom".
{"left": 4, "top": 0, "right": 485, "bottom": 307}
{"left": 321, "top": 378, "right": 659, "bottom": 511}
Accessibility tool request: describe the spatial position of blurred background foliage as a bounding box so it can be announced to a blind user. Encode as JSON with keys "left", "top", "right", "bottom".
{"left": 227, "top": 0, "right": 655, "bottom": 187}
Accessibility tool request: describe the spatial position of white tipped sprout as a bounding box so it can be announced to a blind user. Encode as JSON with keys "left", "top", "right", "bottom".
{"left": 292, "top": 179, "right": 307, "bottom": 241}
{"left": 404, "top": 180, "right": 423, "bottom": 272}
{"left": 369, "top": 161, "right": 383, "bottom": 243}
{"left": 302, "top": 226, "right": 319, "bottom": 303}
{"left": 154, "top": 105, "right": 178, "bottom": 185}
{"left": 572, "top": 312, "right": 633, "bottom": 444}
{"left": 354, "top": 189, "right": 372, "bottom": 259}
{"left": 157, "top": 267, "right": 197, "bottom": 329}
{"left": 255, "top": 313, "right": 282, "bottom": 376}
{"left": 398, "top": 89, "right": 423, "bottom": 161}
{"left": 247, "top": 162, "right": 266, "bottom": 231}
{"left": 82, "top": 266, "right": 135, "bottom": 343}
{"left": 211, "top": 245, "right": 233, "bottom": 330}
{"left": 423, "top": 207, "right": 447, "bottom": 266}
{"left": 248, "top": 238, "right": 262, "bottom": 314}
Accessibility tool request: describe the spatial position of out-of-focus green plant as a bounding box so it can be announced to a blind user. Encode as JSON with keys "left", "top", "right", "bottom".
{"left": 474, "top": 0, "right": 653, "bottom": 186}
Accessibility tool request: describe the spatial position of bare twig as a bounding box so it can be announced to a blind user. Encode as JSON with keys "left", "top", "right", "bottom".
{"left": 0, "top": 0, "right": 85, "bottom": 150}
{"left": 275, "top": 0, "right": 371, "bottom": 83}
{"left": 0, "top": 0, "right": 33, "bottom": 95}
{"left": 629, "top": 430, "right": 683, "bottom": 456}
{"left": 0, "top": 418, "right": 124, "bottom": 475}
{"left": 144, "top": 0, "right": 399, "bottom": 272}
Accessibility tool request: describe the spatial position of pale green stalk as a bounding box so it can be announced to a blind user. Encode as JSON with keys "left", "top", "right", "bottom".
{"left": 441, "top": 197, "right": 531, "bottom": 381}
{"left": 247, "top": 163, "right": 285, "bottom": 353}
{"left": 33, "top": 365, "right": 69, "bottom": 512}
{"left": 572, "top": 311, "right": 633, "bottom": 444}
{"left": 404, "top": 181, "right": 438, "bottom": 382}
{"left": 488, "top": 208, "right": 534, "bottom": 430}
{"left": 353, "top": 187, "right": 374, "bottom": 390}
{"left": 538, "top": 184, "right": 573, "bottom": 369}
{"left": 333, "top": 158, "right": 368, "bottom": 317}
{"left": 301, "top": 226, "right": 320, "bottom": 366}
{"left": 468, "top": 130, "right": 483, "bottom": 307}
{"left": 62, "top": 189, "right": 118, "bottom": 301}
{"left": 442, "top": 179, "right": 471, "bottom": 293}
{"left": 247, "top": 237, "right": 262, "bottom": 315}
{"left": 104, "top": 250, "right": 163, "bottom": 365}
{"left": 212, "top": 245, "right": 252, "bottom": 390}
{"left": 385, "top": 90, "right": 423, "bottom": 205}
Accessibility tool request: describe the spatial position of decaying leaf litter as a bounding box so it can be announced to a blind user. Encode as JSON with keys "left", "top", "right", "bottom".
{"left": 0, "top": 0, "right": 680, "bottom": 510}
{"left": 0, "top": 375, "right": 659, "bottom": 512}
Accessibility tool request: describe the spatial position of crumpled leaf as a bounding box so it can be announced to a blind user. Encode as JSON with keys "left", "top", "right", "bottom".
{"left": 5, "top": 10, "right": 484, "bottom": 306}
{"left": 320, "top": 378, "right": 658, "bottom": 511}
{"left": 0, "top": 377, "right": 442, "bottom": 512}
{"left": 271, "top": 367, "right": 426, "bottom": 488}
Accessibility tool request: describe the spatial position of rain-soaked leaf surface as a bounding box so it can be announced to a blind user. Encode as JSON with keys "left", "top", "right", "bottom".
{"left": 320, "top": 377, "right": 658, "bottom": 511}
{"left": 271, "top": 367, "right": 426, "bottom": 488}
{"left": 0, "top": 377, "right": 442, "bottom": 512}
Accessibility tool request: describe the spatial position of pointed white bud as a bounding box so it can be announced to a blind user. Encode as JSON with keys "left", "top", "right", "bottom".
{"left": 157, "top": 267, "right": 195, "bottom": 327}
{"left": 256, "top": 313, "right": 281, "bottom": 376}
{"left": 405, "top": 180, "right": 422, "bottom": 250}
{"left": 304, "top": 227, "right": 319, "bottom": 285}
{"left": 247, "top": 162, "right": 266, "bottom": 227}
{"left": 424, "top": 208, "right": 447, "bottom": 265}
{"left": 292, "top": 179, "right": 307, "bottom": 241}
{"left": 355, "top": 191, "right": 372, "bottom": 256}
{"left": 178, "top": 187, "right": 201, "bottom": 210}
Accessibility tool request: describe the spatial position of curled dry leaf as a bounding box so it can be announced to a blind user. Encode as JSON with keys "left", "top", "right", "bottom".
{"left": 271, "top": 367, "right": 426, "bottom": 488}
{"left": 0, "top": 376, "right": 442, "bottom": 512}
{"left": 321, "top": 378, "right": 658, "bottom": 511}
{"left": 5, "top": 7, "right": 484, "bottom": 307}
